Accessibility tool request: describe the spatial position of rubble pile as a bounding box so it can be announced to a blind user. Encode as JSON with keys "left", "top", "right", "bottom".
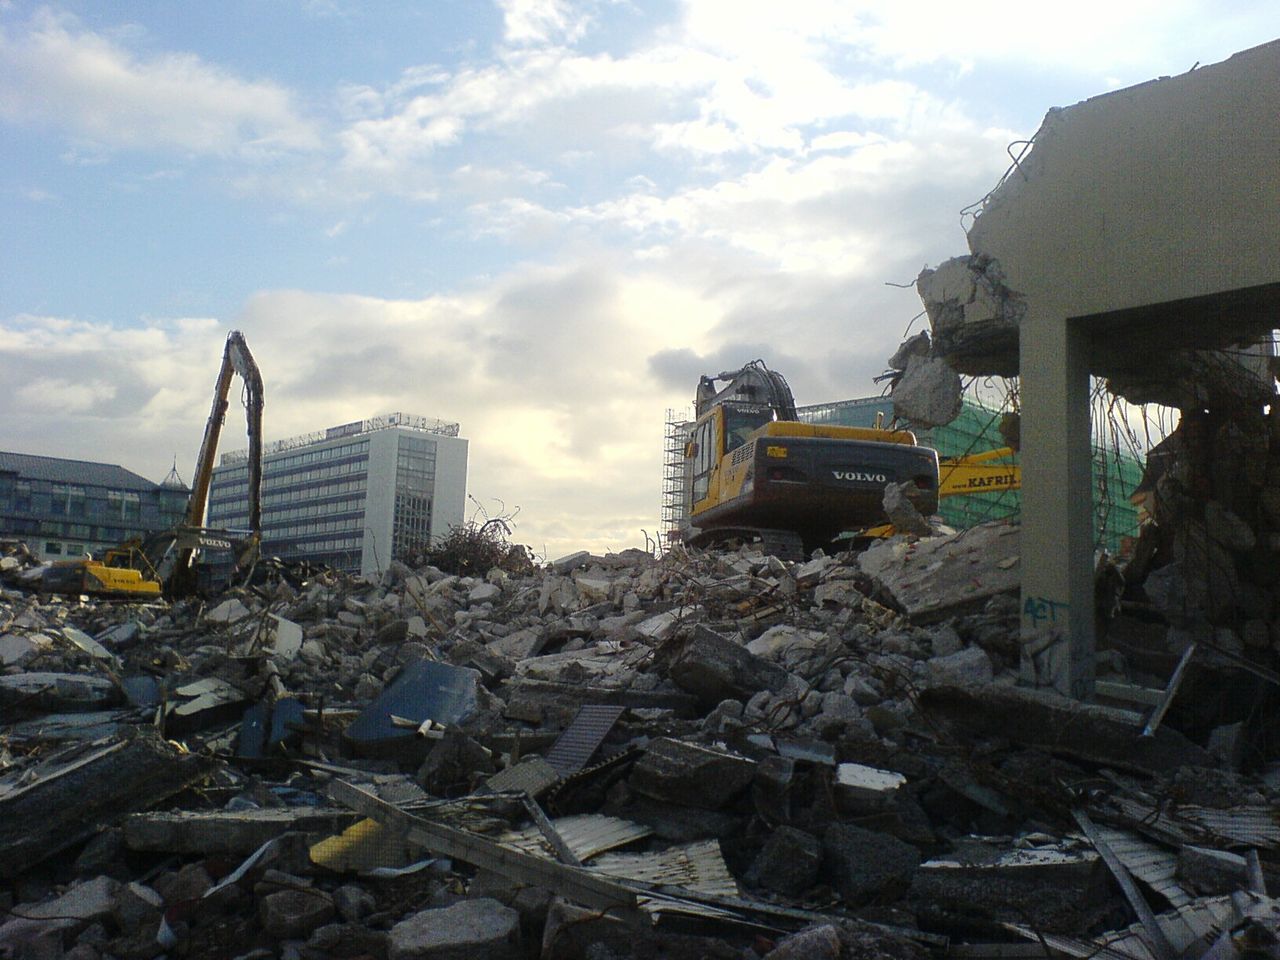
{"left": 2, "top": 530, "right": 1279, "bottom": 959}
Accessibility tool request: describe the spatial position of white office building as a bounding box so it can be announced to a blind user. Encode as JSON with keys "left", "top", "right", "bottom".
{"left": 209, "top": 413, "right": 468, "bottom": 577}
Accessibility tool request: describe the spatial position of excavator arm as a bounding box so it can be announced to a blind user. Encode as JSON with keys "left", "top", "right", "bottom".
{"left": 166, "top": 330, "right": 264, "bottom": 595}
{"left": 695, "top": 360, "right": 797, "bottom": 421}
{"left": 188, "top": 331, "right": 263, "bottom": 531}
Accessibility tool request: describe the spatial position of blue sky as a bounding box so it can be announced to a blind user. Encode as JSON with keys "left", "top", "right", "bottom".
{"left": 2, "top": 1, "right": 1275, "bottom": 556}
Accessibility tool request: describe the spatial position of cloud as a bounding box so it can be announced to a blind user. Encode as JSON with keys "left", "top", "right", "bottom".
{"left": 498, "top": 0, "right": 591, "bottom": 46}
{"left": 14, "top": 376, "right": 116, "bottom": 413}
{"left": 0, "top": 8, "right": 319, "bottom": 156}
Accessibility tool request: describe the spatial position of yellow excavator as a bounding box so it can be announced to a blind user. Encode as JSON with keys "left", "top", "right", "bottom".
{"left": 41, "top": 331, "right": 264, "bottom": 599}
{"left": 680, "top": 361, "right": 941, "bottom": 557}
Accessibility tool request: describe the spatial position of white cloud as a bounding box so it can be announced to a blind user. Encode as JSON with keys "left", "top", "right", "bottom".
{"left": 0, "top": 8, "right": 319, "bottom": 156}
{"left": 14, "top": 376, "right": 116, "bottom": 413}
{"left": 498, "top": 0, "right": 591, "bottom": 46}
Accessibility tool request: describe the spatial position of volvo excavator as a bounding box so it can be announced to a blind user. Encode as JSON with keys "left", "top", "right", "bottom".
{"left": 680, "top": 361, "right": 940, "bottom": 557}
{"left": 41, "top": 331, "right": 264, "bottom": 599}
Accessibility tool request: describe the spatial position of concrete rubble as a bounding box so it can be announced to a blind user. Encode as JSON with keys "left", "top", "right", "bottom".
{"left": 1, "top": 529, "right": 1279, "bottom": 960}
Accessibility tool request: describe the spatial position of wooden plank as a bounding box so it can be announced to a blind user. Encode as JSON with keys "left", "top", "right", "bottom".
{"left": 521, "top": 795, "right": 582, "bottom": 867}
{"left": 329, "top": 780, "right": 639, "bottom": 917}
{"left": 1073, "top": 809, "right": 1174, "bottom": 960}
{"left": 1141, "top": 642, "right": 1196, "bottom": 738}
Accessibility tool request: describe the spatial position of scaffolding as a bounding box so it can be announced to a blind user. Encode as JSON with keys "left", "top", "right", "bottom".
{"left": 661, "top": 408, "right": 692, "bottom": 551}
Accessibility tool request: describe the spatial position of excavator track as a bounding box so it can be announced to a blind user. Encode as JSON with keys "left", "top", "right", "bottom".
{"left": 688, "top": 526, "right": 806, "bottom": 561}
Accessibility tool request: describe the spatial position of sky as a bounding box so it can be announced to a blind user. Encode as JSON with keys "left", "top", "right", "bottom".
{"left": 1, "top": 1, "right": 1275, "bottom": 559}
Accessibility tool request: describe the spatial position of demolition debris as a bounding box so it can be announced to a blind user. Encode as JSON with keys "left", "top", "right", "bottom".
{"left": 2, "top": 514, "right": 1279, "bottom": 960}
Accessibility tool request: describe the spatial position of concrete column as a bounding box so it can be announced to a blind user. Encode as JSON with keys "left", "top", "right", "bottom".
{"left": 1018, "top": 312, "right": 1095, "bottom": 699}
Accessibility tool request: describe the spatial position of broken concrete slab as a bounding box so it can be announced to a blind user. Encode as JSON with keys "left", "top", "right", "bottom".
{"left": 858, "top": 521, "right": 1020, "bottom": 623}
{"left": 890, "top": 354, "right": 963, "bottom": 427}
{"left": 667, "top": 624, "right": 790, "bottom": 706}
{"left": 388, "top": 897, "right": 522, "bottom": 960}
{"left": 918, "top": 683, "right": 1214, "bottom": 776}
{"left": 124, "top": 807, "right": 357, "bottom": 855}
{"left": 924, "top": 645, "right": 994, "bottom": 688}
{"left": 628, "top": 738, "right": 756, "bottom": 809}
{"left": 834, "top": 762, "right": 907, "bottom": 810}
{"left": 910, "top": 839, "right": 1106, "bottom": 932}
{"left": 0, "top": 730, "right": 214, "bottom": 877}
{"left": 0, "top": 671, "right": 122, "bottom": 714}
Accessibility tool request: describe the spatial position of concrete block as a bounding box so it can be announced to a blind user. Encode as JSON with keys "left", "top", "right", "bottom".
{"left": 258, "top": 887, "right": 335, "bottom": 939}
{"left": 834, "top": 762, "right": 906, "bottom": 809}
{"left": 890, "top": 354, "right": 962, "bottom": 427}
{"left": 745, "top": 826, "right": 822, "bottom": 896}
{"left": 1177, "top": 845, "right": 1248, "bottom": 895}
{"left": 925, "top": 646, "right": 994, "bottom": 688}
{"left": 884, "top": 480, "right": 933, "bottom": 536}
{"left": 629, "top": 738, "right": 755, "bottom": 809}
{"left": 762, "top": 925, "right": 842, "bottom": 960}
{"left": 389, "top": 898, "right": 521, "bottom": 960}
{"left": 668, "top": 625, "right": 789, "bottom": 706}
{"left": 822, "top": 823, "right": 919, "bottom": 905}
{"left": 468, "top": 582, "right": 502, "bottom": 604}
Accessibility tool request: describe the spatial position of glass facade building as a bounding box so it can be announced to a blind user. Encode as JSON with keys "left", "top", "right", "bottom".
{"left": 0, "top": 451, "right": 189, "bottom": 561}
{"left": 208, "top": 413, "right": 467, "bottom": 577}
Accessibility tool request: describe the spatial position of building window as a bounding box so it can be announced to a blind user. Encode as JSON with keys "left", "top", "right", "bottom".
{"left": 45, "top": 541, "right": 62, "bottom": 555}
{"left": 108, "top": 491, "right": 141, "bottom": 521}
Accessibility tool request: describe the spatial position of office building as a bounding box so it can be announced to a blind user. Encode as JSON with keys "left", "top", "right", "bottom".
{"left": 0, "top": 451, "right": 189, "bottom": 561}
{"left": 208, "top": 413, "right": 468, "bottom": 577}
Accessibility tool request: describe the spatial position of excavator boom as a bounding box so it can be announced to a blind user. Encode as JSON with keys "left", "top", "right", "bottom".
{"left": 40, "top": 330, "right": 265, "bottom": 600}
{"left": 188, "top": 331, "right": 263, "bottom": 532}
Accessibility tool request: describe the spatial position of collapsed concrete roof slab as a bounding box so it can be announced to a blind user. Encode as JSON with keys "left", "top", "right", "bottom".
{"left": 968, "top": 39, "right": 1280, "bottom": 345}
{"left": 921, "top": 40, "right": 1280, "bottom": 401}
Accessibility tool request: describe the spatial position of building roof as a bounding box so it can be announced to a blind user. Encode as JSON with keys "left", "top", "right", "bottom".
{"left": 0, "top": 451, "right": 163, "bottom": 492}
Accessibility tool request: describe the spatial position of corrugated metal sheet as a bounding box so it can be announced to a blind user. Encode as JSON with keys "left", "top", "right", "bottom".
{"left": 1179, "top": 806, "right": 1280, "bottom": 848}
{"left": 590, "top": 839, "right": 740, "bottom": 898}
{"left": 1093, "top": 825, "right": 1191, "bottom": 908}
{"left": 1008, "top": 895, "right": 1238, "bottom": 960}
{"left": 545, "top": 704, "right": 625, "bottom": 777}
{"left": 484, "top": 757, "right": 560, "bottom": 798}
{"left": 1104, "top": 797, "right": 1280, "bottom": 850}
{"left": 498, "top": 814, "right": 651, "bottom": 862}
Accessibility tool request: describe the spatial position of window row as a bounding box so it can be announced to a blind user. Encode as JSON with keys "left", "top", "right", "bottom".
{"left": 267, "top": 440, "right": 369, "bottom": 473}
{"left": 263, "top": 496, "right": 366, "bottom": 522}
{"left": 263, "top": 457, "right": 367, "bottom": 486}
{"left": 264, "top": 516, "right": 364, "bottom": 539}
